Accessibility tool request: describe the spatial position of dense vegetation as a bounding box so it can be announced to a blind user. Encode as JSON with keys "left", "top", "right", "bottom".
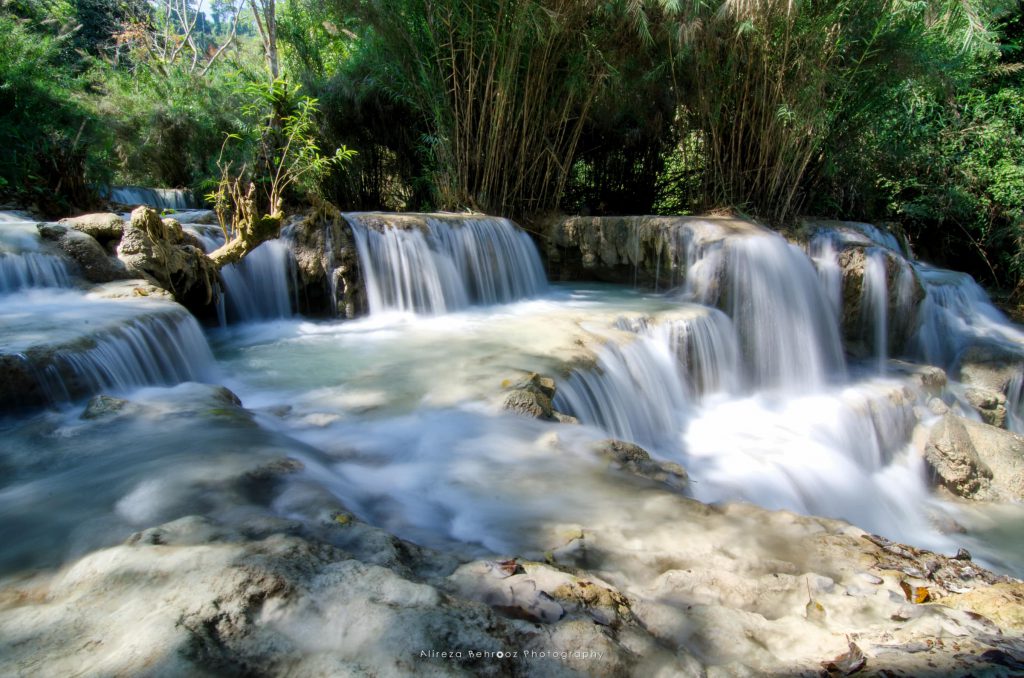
{"left": 1, "top": 0, "right": 1022, "bottom": 294}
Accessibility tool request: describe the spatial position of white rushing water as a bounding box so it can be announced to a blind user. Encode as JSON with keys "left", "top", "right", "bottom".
{"left": 183, "top": 223, "right": 296, "bottom": 324}
{"left": 0, "top": 290, "right": 215, "bottom": 408}
{"left": 108, "top": 186, "right": 196, "bottom": 210}
{"left": 4, "top": 209, "right": 1024, "bottom": 582}
{"left": 0, "top": 220, "right": 73, "bottom": 293}
{"left": 349, "top": 214, "right": 547, "bottom": 315}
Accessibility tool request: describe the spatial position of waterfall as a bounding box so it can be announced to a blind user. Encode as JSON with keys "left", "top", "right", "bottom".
{"left": 1, "top": 293, "right": 215, "bottom": 409}
{"left": 0, "top": 220, "right": 74, "bottom": 293}
{"left": 862, "top": 248, "right": 889, "bottom": 372}
{"left": 219, "top": 240, "right": 296, "bottom": 323}
{"left": 808, "top": 231, "right": 842, "bottom": 321}
{"left": 912, "top": 264, "right": 1024, "bottom": 368}
{"left": 108, "top": 186, "right": 196, "bottom": 210}
{"left": 555, "top": 308, "right": 740, "bottom": 449}
{"left": 183, "top": 225, "right": 295, "bottom": 323}
{"left": 0, "top": 252, "right": 72, "bottom": 293}
{"left": 348, "top": 214, "right": 547, "bottom": 315}
{"left": 713, "top": 235, "right": 845, "bottom": 390}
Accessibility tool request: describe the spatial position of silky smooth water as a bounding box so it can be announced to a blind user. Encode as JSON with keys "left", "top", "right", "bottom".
{"left": 3, "top": 210, "right": 1024, "bottom": 584}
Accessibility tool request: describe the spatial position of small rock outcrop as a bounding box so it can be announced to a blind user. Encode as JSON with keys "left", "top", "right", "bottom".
{"left": 964, "top": 386, "right": 1008, "bottom": 428}
{"left": 37, "top": 223, "right": 130, "bottom": 283}
{"left": 285, "top": 204, "right": 366, "bottom": 318}
{"left": 923, "top": 414, "right": 994, "bottom": 499}
{"left": 501, "top": 372, "right": 577, "bottom": 423}
{"left": 118, "top": 206, "right": 217, "bottom": 312}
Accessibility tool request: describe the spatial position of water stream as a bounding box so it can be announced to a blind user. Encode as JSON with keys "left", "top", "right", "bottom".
{"left": 2, "top": 210, "right": 1024, "bottom": 581}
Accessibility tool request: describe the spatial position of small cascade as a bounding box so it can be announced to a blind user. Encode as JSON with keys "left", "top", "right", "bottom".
{"left": 554, "top": 331, "right": 690, "bottom": 450}
{"left": 808, "top": 231, "right": 842, "bottom": 321}
{"left": 555, "top": 308, "right": 741, "bottom": 449}
{"left": 108, "top": 186, "right": 196, "bottom": 210}
{"left": 0, "top": 293, "right": 215, "bottom": 409}
{"left": 348, "top": 214, "right": 547, "bottom": 315}
{"left": 0, "top": 252, "right": 72, "bottom": 293}
{"left": 862, "top": 248, "right": 889, "bottom": 372}
{"left": 182, "top": 225, "right": 295, "bottom": 323}
{"left": 0, "top": 221, "right": 73, "bottom": 293}
{"left": 713, "top": 235, "right": 845, "bottom": 390}
{"left": 219, "top": 240, "right": 296, "bottom": 323}
{"left": 912, "top": 265, "right": 1024, "bottom": 368}
{"left": 34, "top": 311, "right": 214, "bottom": 403}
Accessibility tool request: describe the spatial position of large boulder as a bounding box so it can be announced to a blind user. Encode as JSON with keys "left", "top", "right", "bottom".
{"left": 961, "top": 418, "right": 1024, "bottom": 500}
{"left": 118, "top": 206, "right": 217, "bottom": 312}
{"left": 59, "top": 212, "right": 124, "bottom": 250}
{"left": 957, "top": 342, "right": 1024, "bottom": 396}
{"left": 37, "top": 222, "right": 129, "bottom": 283}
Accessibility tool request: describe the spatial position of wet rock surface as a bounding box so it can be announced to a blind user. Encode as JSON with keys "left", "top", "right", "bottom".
{"left": 58, "top": 212, "right": 124, "bottom": 247}
{"left": 38, "top": 222, "right": 130, "bottom": 283}
{"left": 285, "top": 204, "right": 366, "bottom": 318}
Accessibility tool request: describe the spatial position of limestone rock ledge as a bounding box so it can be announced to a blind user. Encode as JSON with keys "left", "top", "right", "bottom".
{"left": 3, "top": 493, "right": 1024, "bottom": 676}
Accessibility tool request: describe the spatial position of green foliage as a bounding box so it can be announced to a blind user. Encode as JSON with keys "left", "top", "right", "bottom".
{"left": 206, "top": 78, "right": 355, "bottom": 244}
{"left": 0, "top": 11, "right": 104, "bottom": 213}
{"left": 96, "top": 64, "right": 249, "bottom": 189}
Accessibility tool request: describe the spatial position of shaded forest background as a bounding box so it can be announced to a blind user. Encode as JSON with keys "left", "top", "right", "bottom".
{"left": 2, "top": 0, "right": 1023, "bottom": 295}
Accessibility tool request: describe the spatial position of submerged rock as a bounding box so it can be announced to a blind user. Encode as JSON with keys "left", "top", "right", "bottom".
{"left": 592, "top": 439, "right": 688, "bottom": 491}
{"left": 81, "top": 394, "right": 130, "bottom": 420}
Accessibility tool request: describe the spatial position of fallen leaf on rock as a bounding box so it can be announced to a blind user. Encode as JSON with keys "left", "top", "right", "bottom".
{"left": 899, "top": 580, "right": 931, "bottom": 603}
